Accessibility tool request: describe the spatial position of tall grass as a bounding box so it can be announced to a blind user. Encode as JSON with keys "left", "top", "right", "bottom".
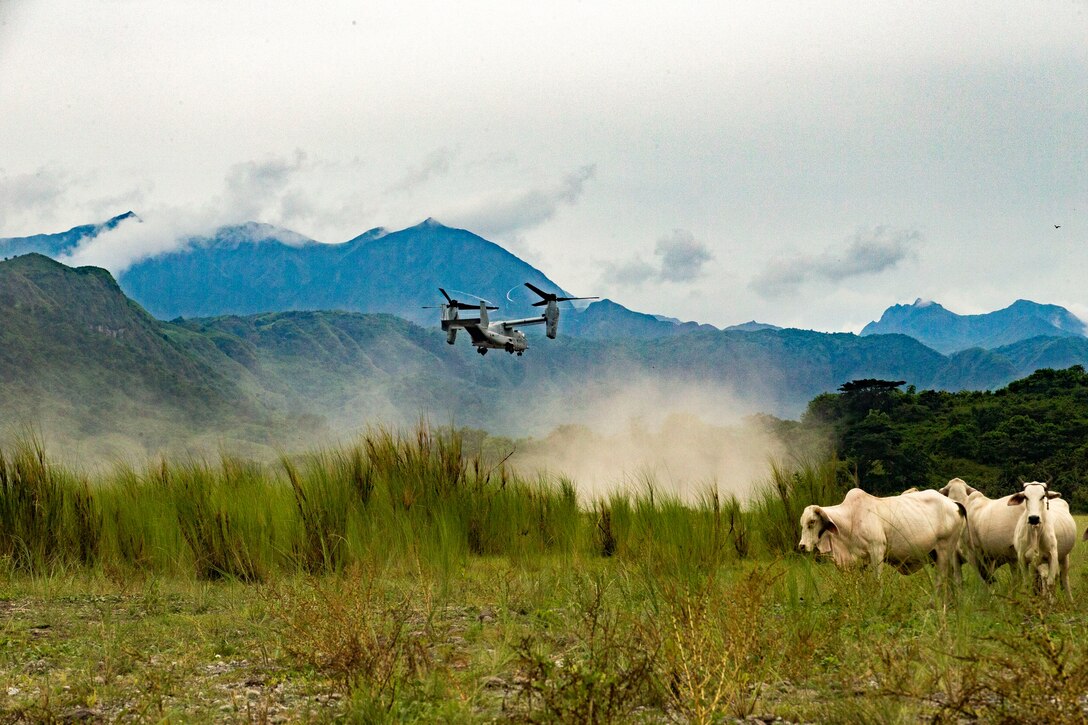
{"left": 748, "top": 456, "right": 852, "bottom": 554}
{"left": 0, "top": 425, "right": 843, "bottom": 579}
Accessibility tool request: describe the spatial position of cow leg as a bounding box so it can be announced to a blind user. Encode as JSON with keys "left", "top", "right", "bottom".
{"left": 1014, "top": 558, "right": 1031, "bottom": 592}
{"left": 976, "top": 557, "right": 996, "bottom": 584}
{"left": 1041, "top": 553, "right": 1060, "bottom": 597}
{"left": 934, "top": 545, "right": 954, "bottom": 592}
{"left": 1059, "top": 554, "right": 1072, "bottom": 602}
{"left": 869, "top": 544, "right": 887, "bottom": 579}
{"left": 944, "top": 539, "right": 963, "bottom": 589}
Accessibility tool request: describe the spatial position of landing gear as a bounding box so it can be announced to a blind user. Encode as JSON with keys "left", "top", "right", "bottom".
{"left": 477, "top": 347, "right": 488, "bottom": 356}
{"left": 505, "top": 343, "right": 515, "bottom": 353}
{"left": 516, "top": 352, "right": 523, "bottom": 356}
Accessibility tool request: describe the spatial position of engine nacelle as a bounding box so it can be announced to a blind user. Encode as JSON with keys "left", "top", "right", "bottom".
{"left": 440, "top": 302, "right": 457, "bottom": 330}
{"left": 545, "top": 300, "right": 559, "bottom": 339}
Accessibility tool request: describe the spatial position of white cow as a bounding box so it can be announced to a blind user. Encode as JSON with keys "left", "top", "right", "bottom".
{"left": 1010, "top": 481, "right": 1075, "bottom": 596}
{"left": 797, "top": 487, "right": 965, "bottom": 585}
{"left": 940, "top": 478, "right": 1075, "bottom": 596}
{"left": 939, "top": 477, "right": 1019, "bottom": 582}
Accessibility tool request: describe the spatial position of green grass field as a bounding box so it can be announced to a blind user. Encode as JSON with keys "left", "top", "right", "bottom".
{"left": 3, "top": 428, "right": 1088, "bottom": 723}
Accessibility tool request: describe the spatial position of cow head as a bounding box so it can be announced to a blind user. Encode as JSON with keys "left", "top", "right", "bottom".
{"left": 938, "top": 477, "right": 977, "bottom": 503}
{"left": 798, "top": 505, "right": 838, "bottom": 553}
{"left": 1007, "top": 481, "right": 1060, "bottom": 526}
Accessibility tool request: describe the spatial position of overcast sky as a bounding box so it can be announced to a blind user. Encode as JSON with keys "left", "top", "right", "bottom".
{"left": 1, "top": 1, "right": 1086, "bottom": 331}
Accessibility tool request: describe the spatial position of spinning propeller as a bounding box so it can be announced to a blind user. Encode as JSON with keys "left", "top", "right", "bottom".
{"left": 423, "top": 288, "right": 499, "bottom": 311}
{"left": 524, "top": 282, "right": 599, "bottom": 307}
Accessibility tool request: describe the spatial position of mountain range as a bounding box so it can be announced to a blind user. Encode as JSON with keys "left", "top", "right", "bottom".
{"left": 0, "top": 214, "right": 772, "bottom": 339}
{"left": 6, "top": 213, "right": 1084, "bottom": 353}
{"left": 4, "top": 244, "right": 1088, "bottom": 461}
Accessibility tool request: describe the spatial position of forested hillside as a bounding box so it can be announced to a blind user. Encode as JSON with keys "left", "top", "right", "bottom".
{"left": 802, "top": 367, "right": 1088, "bottom": 508}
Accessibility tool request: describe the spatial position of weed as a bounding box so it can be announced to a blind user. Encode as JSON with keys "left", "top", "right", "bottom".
{"left": 513, "top": 573, "right": 659, "bottom": 723}
{"left": 658, "top": 566, "right": 780, "bottom": 722}
{"left": 267, "top": 565, "right": 430, "bottom": 707}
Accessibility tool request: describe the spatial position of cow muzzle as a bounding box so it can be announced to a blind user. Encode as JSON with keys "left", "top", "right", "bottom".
{"left": 1028, "top": 515, "right": 1041, "bottom": 526}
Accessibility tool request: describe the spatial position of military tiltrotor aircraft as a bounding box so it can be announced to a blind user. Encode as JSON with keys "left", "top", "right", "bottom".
{"left": 426, "top": 282, "right": 597, "bottom": 356}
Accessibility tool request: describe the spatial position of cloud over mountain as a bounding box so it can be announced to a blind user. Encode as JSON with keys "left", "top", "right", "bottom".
{"left": 387, "top": 147, "right": 456, "bottom": 194}
{"left": 0, "top": 166, "right": 70, "bottom": 228}
{"left": 444, "top": 164, "right": 596, "bottom": 238}
{"left": 224, "top": 150, "right": 309, "bottom": 221}
{"left": 751, "top": 226, "right": 922, "bottom": 297}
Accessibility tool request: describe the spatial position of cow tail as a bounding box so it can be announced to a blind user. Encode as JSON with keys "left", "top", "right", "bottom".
{"left": 954, "top": 501, "right": 969, "bottom": 539}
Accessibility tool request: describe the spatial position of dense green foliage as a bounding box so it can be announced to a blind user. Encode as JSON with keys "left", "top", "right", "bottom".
{"left": 803, "top": 366, "right": 1088, "bottom": 507}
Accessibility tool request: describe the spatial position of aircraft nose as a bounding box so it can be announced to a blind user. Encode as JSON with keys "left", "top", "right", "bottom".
{"left": 1028, "top": 515, "right": 1041, "bottom": 526}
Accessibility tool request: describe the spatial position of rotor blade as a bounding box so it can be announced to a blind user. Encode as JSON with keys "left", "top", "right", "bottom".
{"left": 524, "top": 282, "right": 554, "bottom": 300}
{"left": 439, "top": 288, "right": 453, "bottom": 303}
{"left": 451, "top": 302, "right": 497, "bottom": 311}
{"left": 555, "top": 296, "right": 599, "bottom": 302}
{"left": 447, "top": 288, "right": 497, "bottom": 307}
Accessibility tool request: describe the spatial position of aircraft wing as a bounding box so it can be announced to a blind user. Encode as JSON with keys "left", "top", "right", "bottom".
{"left": 464, "top": 325, "right": 489, "bottom": 343}
{"left": 500, "top": 316, "right": 546, "bottom": 329}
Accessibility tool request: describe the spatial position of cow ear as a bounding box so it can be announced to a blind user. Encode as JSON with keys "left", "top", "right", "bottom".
{"left": 966, "top": 485, "right": 978, "bottom": 495}
{"left": 816, "top": 507, "right": 839, "bottom": 536}
{"left": 938, "top": 484, "right": 950, "bottom": 496}
{"left": 1008, "top": 493, "right": 1026, "bottom": 506}
{"left": 1047, "top": 491, "right": 1062, "bottom": 500}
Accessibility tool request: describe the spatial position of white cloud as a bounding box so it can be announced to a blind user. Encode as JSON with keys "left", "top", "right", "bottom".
{"left": 0, "top": 167, "right": 70, "bottom": 230}
{"left": 600, "top": 258, "right": 657, "bottom": 287}
{"left": 443, "top": 164, "right": 596, "bottom": 238}
{"left": 600, "top": 229, "right": 712, "bottom": 287}
{"left": 386, "top": 147, "right": 455, "bottom": 194}
{"left": 58, "top": 152, "right": 321, "bottom": 272}
{"left": 656, "top": 229, "right": 713, "bottom": 282}
{"left": 751, "top": 226, "right": 922, "bottom": 297}
{"left": 223, "top": 150, "right": 308, "bottom": 222}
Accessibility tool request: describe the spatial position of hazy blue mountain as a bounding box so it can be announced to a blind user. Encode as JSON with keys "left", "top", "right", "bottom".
{"left": 0, "top": 211, "right": 137, "bottom": 258}
{"left": 118, "top": 218, "right": 574, "bottom": 324}
{"left": 1, "top": 214, "right": 770, "bottom": 342}
{"left": 861, "top": 298, "right": 1087, "bottom": 354}
{"left": 561, "top": 299, "right": 716, "bottom": 339}
{"left": 990, "top": 335, "right": 1088, "bottom": 372}
{"left": 929, "top": 347, "right": 1020, "bottom": 391}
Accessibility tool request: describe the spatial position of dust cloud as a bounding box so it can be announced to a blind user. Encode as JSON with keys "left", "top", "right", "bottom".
{"left": 503, "top": 378, "right": 792, "bottom": 502}
{"left": 2, "top": 374, "right": 802, "bottom": 500}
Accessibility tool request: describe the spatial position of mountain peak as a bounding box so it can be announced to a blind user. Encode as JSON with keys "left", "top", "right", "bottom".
{"left": 108, "top": 211, "right": 139, "bottom": 225}
{"left": 862, "top": 297, "right": 1086, "bottom": 353}
{"left": 724, "top": 320, "right": 783, "bottom": 332}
